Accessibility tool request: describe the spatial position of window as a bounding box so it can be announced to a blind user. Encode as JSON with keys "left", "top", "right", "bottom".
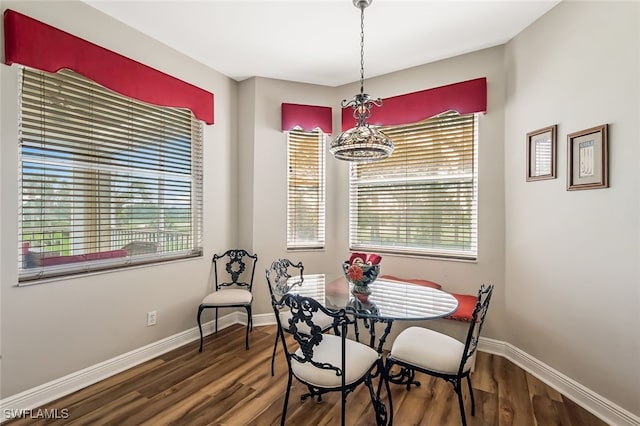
{"left": 287, "top": 130, "right": 326, "bottom": 249}
{"left": 349, "top": 111, "right": 478, "bottom": 259}
{"left": 19, "top": 68, "right": 203, "bottom": 283}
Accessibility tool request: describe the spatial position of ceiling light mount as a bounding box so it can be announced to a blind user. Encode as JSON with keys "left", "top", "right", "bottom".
{"left": 330, "top": 0, "right": 394, "bottom": 162}
{"left": 353, "top": 0, "right": 373, "bottom": 9}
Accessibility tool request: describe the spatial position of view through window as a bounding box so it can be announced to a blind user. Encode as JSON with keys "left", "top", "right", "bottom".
{"left": 18, "top": 68, "right": 203, "bottom": 283}
{"left": 286, "top": 129, "right": 326, "bottom": 250}
{"left": 349, "top": 111, "right": 478, "bottom": 259}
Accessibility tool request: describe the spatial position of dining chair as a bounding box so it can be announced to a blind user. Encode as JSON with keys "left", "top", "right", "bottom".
{"left": 265, "top": 258, "right": 335, "bottom": 376}
{"left": 385, "top": 283, "right": 494, "bottom": 426}
{"left": 272, "top": 293, "right": 391, "bottom": 426}
{"left": 197, "top": 249, "right": 258, "bottom": 352}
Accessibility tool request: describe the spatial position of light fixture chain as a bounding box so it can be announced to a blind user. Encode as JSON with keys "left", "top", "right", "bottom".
{"left": 360, "top": 4, "right": 365, "bottom": 96}
{"left": 330, "top": 0, "right": 394, "bottom": 162}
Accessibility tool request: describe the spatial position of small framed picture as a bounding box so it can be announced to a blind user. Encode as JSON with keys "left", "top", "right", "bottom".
{"left": 567, "top": 124, "right": 608, "bottom": 190}
{"left": 526, "top": 125, "right": 557, "bottom": 181}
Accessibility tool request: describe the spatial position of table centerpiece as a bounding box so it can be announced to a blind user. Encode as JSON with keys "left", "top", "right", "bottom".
{"left": 342, "top": 252, "right": 381, "bottom": 302}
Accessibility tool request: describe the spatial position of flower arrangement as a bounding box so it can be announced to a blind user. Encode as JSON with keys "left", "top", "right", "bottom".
{"left": 342, "top": 252, "right": 382, "bottom": 295}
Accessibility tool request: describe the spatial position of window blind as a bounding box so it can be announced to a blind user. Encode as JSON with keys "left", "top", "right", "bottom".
{"left": 287, "top": 130, "right": 326, "bottom": 249}
{"left": 349, "top": 111, "right": 478, "bottom": 259}
{"left": 18, "top": 68, "right": 203, "bottom": 283}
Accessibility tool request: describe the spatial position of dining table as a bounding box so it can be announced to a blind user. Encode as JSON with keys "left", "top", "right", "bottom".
{"left": 282, "top": 273, "right": 459, "bottom": 353}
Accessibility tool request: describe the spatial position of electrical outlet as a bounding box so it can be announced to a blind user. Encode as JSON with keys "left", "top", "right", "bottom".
{"left": 147, "top": 311, "right": 157, "bottom": 326}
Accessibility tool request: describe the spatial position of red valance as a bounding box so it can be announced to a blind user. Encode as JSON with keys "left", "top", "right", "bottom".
{"left": 282, "top": 103, "right": 332, "bottom": 134}
{"left": 3, "top": 9, "right": 214, "bottom": 125}
{"left": 342, "top": 77, "right": 487, "bottom": 130}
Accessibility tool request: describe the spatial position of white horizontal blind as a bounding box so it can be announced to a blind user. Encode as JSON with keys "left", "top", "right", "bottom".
{"left": 287, "top": 130, "right": 326, "bottom": 249}
{"left": 18, "top": 68, "right": 203, "bottom": 283}
{"left": 349, "top": 111, "right": 478, "bottom": 259}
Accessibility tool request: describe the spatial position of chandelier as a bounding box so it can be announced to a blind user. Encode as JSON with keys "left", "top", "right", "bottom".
{"left": 330, "top": 0, "right": 394, "bottom": 162}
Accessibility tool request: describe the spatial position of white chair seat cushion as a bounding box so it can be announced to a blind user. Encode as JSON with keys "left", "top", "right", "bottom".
{"left": 390, "top": 326, "right": 474, "bottom": 375}
{"left": 201, "top": 289, "right": 252, "bottom": 306}
{"left": 280, "top": 309, "right": 334, "bottom": 333}
{"left": 291, "top": 334, "right": 379, "bottom": 388}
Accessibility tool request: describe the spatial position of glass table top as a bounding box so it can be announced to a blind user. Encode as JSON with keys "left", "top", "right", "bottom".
{"left": 282, "top": 274, "right": 459, "bottom": 321}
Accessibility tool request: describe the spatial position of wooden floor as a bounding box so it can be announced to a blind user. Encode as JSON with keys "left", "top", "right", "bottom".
{"left": 6, "top": 324, "right": 609, "bottom": 426}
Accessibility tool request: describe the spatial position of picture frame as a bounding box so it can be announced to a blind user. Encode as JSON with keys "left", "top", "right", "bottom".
{"left": 526, "top": 125, "right": 557, "bottom": 181}
{"left": 567, "top": 124, "right": 608, "bottom": 190}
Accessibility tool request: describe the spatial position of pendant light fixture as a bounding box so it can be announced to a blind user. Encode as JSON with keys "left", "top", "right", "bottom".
{"left": 330, "top": 0, "right": 393, "bottom": 162}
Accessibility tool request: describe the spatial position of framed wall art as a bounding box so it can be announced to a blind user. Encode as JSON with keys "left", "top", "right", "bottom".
{"left": 526, "top": 125, "right": 557, "bottom": 181}
{"left": 567, "top": 124, "right": 609, "bottom": 190}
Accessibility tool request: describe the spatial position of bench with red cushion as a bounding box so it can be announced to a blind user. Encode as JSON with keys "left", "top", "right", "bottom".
{"left": 446, "top": 293, "right": 478, "bottom": 322}
{"left": 22, "top": 241, "right": 131, "bottom": 268}
{"left": 39, "top": 249, "right": 127, "bottom": 266}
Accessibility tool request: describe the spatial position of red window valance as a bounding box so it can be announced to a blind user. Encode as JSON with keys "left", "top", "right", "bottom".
{"left": 281, "top": 103, "right": 332, "bottom": 134}
{"left": 341, "top": 77, "right": 487, "bottom": 130}
{"left": 3, "top": 9, "right": 214, "bottom": 125}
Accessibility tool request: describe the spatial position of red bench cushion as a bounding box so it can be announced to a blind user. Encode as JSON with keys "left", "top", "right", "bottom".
{"left": 446, "top": 293, "right": 478, "bottom": 322}
{"left": 38, "top": 249, "right": 127, "bottom": 267}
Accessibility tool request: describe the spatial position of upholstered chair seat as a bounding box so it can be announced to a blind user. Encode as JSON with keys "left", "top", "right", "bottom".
{"left": 291, "top": 334, "right": 379, "bottom": 388}
{"left": 389, "top": 327, "right": 475, "bottom": 375}
{"left": 202, "top": 288, "right": 252, "bottom": 306}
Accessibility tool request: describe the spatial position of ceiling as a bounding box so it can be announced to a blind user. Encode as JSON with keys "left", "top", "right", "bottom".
{"left": 83, "top": 0, "right": 560, "bottom": 87}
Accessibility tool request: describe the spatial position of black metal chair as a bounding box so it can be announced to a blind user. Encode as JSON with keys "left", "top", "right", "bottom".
{"left": 265, "top": 259, "right": 335, "bottom": 376}
{"left": 197, "top": 249, "right": 258, "bottom": 352}
{"left": 385, "top": 283, "right": 493, "bottom": 426}
{"left": 272, "top": 293, "right": 391, "bottom": 426}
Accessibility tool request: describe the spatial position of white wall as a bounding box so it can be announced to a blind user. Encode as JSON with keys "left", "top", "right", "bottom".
{"left": 237, "top": 78, "right": 256, "bottom": 251}
{"left": 239, "top": 77, "right": 342, "bottom": 316}
{"left": 0, "top": 0, "right": 237, "bottom": 397}
{"left": 504, "top": 0, "right": 640, "bottom": 415}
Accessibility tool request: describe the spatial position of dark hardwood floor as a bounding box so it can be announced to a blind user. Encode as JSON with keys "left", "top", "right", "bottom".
{"left": 5, "top": 324, "right": 610, "bottom": 425}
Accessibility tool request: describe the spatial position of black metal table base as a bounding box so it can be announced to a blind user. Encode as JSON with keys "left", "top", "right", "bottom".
{"left": 388, "top": 366, "right": 421, "bottom": 389}
{"left": 301, "top": 385, "right": 324, "bottom": 402}
{"left": 352, "top": 316, "right": 422, "bottom": 390}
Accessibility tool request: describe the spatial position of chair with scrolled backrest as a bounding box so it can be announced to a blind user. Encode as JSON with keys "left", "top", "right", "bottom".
{"left": 197, "top": 249, "right": 258, "bottom": 352}
{"left": 272, "top": 293, "right": 392, "bottom": 426}
{"left": 385, "top": 283, "right": 494, "bottom": 426}
{"left": 265, "top": 258, "right": 335, "bottom": 376}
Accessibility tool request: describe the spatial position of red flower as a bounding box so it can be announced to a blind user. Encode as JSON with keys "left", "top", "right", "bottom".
{"left": 347, "top": 264, "right": 364, "bottom": 282}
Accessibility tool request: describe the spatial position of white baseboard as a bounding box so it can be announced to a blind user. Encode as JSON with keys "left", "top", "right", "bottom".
{"left": 2, "top": 316, "right": 638, "bottom": 426}
{"left": 0, "top": 312, "right": 242, "bottom": 422}
{"left": 252, "top": 312, "right": 276, "bottom": 328}
{"left": 479, "top": 338, "right": 639, "bottom": 426}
